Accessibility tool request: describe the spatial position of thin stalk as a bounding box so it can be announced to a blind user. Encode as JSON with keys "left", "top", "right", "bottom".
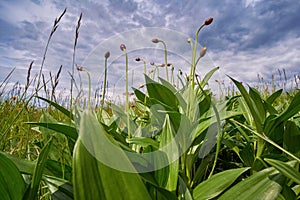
{"left": 123, "top": 48, "right": 131, "bottom": 138}
{"left": 161, "top": 40, "right": 169, "bottom": 81}
{"left": 100, "top": 57, "right": 108, "bottom": 117}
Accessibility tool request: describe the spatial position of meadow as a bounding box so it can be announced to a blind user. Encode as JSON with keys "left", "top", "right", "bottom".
{"left": 1, "top": 9, "right": 300, "bottom": 200}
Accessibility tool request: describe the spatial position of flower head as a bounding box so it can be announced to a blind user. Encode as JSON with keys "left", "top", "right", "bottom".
{"left": 151, "top": 38, "right": 160, "bottom": 43}
{"left": 104, "top": 51, "right": 110, "bottom": 58}
{"left": 204, "top": 17, "right": 213, "bottom": 26}
{"left": 120, "top": 44, "right": 126, "bottom": 51}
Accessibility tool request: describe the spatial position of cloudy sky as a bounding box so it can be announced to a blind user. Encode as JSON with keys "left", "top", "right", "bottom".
{"left": 0, "top": 0, "right": 300, "bottom": 101}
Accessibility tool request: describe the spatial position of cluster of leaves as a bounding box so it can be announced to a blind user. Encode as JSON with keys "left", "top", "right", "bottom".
{"left": 1, "top": 69, "right": 300, "bottom": 199}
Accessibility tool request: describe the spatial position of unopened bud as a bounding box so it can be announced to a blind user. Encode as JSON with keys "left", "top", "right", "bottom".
{"left": 120, "top": 44, "right": 126, "bottom": 51}
{"left": 104, "top": 51, "right": 110, "bottom": 58}
{"left": 135, "top": 57, "right": 141, "bottom": 62}
{"left": 150, "top": 61, "right": 155, "bottom": 65}
{"left": 76, "top": 66, "right": 83, "bottom": 71}
{"left": 204, "top": 17, "right": 213, "bottom": 26}
{"left": 200, "top": 46, "right": 207, "bottom": 58}
{"left": 187, "top": 38, "right": 192, "bottom": 43}
{"left": 151, "top": 38, "right": 160, "bottom": 43}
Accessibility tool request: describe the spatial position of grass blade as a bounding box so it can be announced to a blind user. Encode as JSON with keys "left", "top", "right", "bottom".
{"left": 24, "top": 137, "right": 53, "bottom": 200}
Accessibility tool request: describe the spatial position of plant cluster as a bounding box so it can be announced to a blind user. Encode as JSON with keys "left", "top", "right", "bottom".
{"left": 0, "top": 9, "right": 300, "bottom": 200}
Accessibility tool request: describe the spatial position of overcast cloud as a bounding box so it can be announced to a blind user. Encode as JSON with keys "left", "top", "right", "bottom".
{"left": 0, "top": 0, "right": 299, "bottom": 100}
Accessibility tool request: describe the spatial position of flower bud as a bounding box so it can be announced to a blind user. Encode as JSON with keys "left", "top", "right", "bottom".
{"left": 200, "top": 46, "right": 207, "bottom": 58}
{"left": 187, "top": 38, "right": 192, "bottom": 43}
{"left": 135, "top": 57, "right": 141, "bottom": 62}
{"left": 76, "top": 66, "right": 83, "bottom": 71}
{"left": 204, "top": 17, "right": 213, "bottom": 25}
{"left": 151, "top": 38, "right": 160, "bottom": 43}
{"left": 120, "top": 44, "right": 126, "bottom": 51}
{"left": 150, "top": 61, "right": 155, "bottom": 65}
{"left": 104, "top": 51, "right": 110, "bottom": 58}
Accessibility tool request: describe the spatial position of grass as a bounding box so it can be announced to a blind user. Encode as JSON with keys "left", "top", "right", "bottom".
{"left": 1, "top": 9, "right": 300, "bottom": 200}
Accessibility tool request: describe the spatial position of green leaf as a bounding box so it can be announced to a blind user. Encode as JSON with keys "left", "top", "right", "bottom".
{"left": 45, "top": 176, "right": 73, "bottom": 200}
{"left": 283, "top": 121, "right": 300, "bottom": 155}
{"left": 265, "top": 159, "right": 300, "bottom": 185}
{"left": 24, "top": 137, "right": 53, "bottom": 200}
{"left": 26, "top": 122, "right": 78, "bottom": 140}
{"left": 249, "top": 87, "right": 265, "bottom": 122}
{"left": 218, "top": 167, "right": 282, "bottom": 200}
{"left": 145, "top": 75, "right": 178, "bottom": 111}
{"left": 266, "top": 89, "right": 282, "bottom": 105}
{"left": 36, "top": 96, "right": 73, "bottom": 120}
{"left": 155, "top": 115, "right": 179, "bottom": 191}
{"left": 193, "top": 167, "right": 249, "bottom": 200}
{"left": 200, "top": 66, "right": 219, "bottom": 88}
{"left": 73, "top": 109, "right": 151, "bottom": 200}
{"left": 0, "top": 153, "right": 26, "bottom": 200}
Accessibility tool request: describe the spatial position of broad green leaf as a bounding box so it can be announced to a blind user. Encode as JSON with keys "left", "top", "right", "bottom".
{"left": 218, "top": 167, "right": 282, "bottom": 200}
{"left": 193, "top": 167, "right": 249, "bottom": 200}
{"left": 73, "top": 109, "right": 151, "bottom": 200}
{"left": 0, "top": 153, "right": 26, "bottom": 200}
{"left": 178, "top": 175, "right": 193, "bottom": 200}
{"left": 45, "top": 176, "right": 73, "bottom": 200}
{"left": 249, "top": 87, "right": 265, "bottom": 122}
{"left": 229, "top": 76, "right": 263, "bottom": 132}
{"left": 283, "top": 121, "right": 300, "bottom": 155}
{"left": 265, "top": 159, "right": 300, "bottom": 185}
{"left": 267, "top": 89, "right": 283, "bottom": 105}
{"left": 24, "top": 137, "right": 53, "bottom": 200}
{"left": 200, "top": 66, "right": 219, "bottom": 88}
{"left": 159, "top": 77, "right": 187, "bottom": 110}
{"left": 156, "top": 114, "right": 179, "bottom": 191}
{"left": 145, "top": 74, "right": 178, "bottom": 111}
{"left": 27, "top": 122, "right": 77, "bottom": 140}
{"left": 275, "top": 91, "right": 300, "bottom": 123}
{"left": 36, "top": 96, "right": 73, "bottom": 120}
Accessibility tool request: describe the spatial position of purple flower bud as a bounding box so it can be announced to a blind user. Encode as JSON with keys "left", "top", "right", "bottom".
{"left": 204, "top": 17, "right": 213, "bottom": 25}
{"left": 76, "top": 66, "right": 83, "bottom": 71}
{"left": 104, "top": 51, "right": 110, "bottom": 58}
{"left": 151, "top": 38, "right": 160, "bottom": 43}
{"left": 120, "top": 44, "right": 126, "bottom": 51}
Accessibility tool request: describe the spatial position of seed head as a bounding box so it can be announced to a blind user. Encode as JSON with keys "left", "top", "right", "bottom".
{"left": 204, "top": 17, "right": 213, "bottom": 25}
{"left": 151, "top": 38, "right": 160, "bottom": 43}
{"left": 120, "top": 44, "right": 126, "bottom": 51}
{"left": 200, "top": 46, "right": 207, "bottom": 58}
{"left": 104, "top": 51, "right": 110, "bottom": 58}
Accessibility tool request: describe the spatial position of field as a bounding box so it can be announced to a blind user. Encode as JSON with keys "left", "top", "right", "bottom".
{"left": 1, "top": 11, "right": 300, "bottom": 200}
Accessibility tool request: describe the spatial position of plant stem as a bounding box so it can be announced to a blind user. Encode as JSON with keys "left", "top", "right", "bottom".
{"left": 100, "top": 57, "right": 108, "bottom": 117}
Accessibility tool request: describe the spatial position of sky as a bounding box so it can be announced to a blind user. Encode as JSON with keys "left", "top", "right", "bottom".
{"left": 0, "top": 0, "right": 300, "bottom": 102}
